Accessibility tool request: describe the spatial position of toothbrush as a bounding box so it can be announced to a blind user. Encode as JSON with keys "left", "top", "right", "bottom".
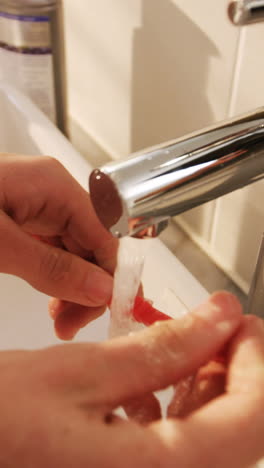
{"left": 132, "top": 296, "right": 170, "bottom": 326}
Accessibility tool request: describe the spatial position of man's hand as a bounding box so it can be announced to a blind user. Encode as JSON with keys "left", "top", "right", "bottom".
{"left": 0, "top": 154, "right": 118, "bottom": 338}
{"left": 0, "top": 292, "right": 264, "bottom": 468}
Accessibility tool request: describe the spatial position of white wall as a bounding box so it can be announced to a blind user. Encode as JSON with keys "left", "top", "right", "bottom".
{"left": 64, "top": 0, "right": 142, "bottom": 159}
{"left": 64, "top": 0, "right": 238, "bottom": 156}
{"left": 64, "top": 0, "right": 264, "bottom": 293}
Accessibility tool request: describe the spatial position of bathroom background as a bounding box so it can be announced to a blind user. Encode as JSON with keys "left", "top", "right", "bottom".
{"left": 63, "top": 0, "right": 264, "bottom": 295}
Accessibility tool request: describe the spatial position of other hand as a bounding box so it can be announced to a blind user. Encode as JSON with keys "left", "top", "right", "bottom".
{"left": 0, "top": 292, "right": 263, "bottom": 468}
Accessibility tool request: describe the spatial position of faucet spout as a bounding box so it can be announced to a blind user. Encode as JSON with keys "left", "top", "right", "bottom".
{"left": 89, "top": 108, "right": 264, "bottom": 238}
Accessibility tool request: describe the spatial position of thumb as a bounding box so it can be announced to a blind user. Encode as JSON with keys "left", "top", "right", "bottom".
{"left": 0, "top": 211, "right": 113, "bottom": 306}
{"left": 60, "top": 292, "right": 242, "bottom": 407}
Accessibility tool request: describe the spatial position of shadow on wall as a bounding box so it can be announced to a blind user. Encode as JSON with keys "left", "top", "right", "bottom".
{"left": 130, "top": 0, "right": 219, "bottom": 152}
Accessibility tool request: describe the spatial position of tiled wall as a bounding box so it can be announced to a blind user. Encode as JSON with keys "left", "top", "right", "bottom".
{"left": 64, "top": 0, "right": 264, "bottom": 293}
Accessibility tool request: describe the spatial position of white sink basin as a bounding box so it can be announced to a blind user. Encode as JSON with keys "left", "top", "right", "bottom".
{"left": 2, "top": 82, "right": 264, "bottom": 468}
{"left": 0, "top": 81, "right": 208, "bottom": 351}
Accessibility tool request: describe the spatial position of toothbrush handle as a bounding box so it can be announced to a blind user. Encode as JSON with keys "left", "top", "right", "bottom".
{"left": 132, "top": 296, "right": 170, "bottom": 326}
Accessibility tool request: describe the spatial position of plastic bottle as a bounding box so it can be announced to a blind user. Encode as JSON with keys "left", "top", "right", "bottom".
{"left": 0, "top": 0, "right": 67, "bottom": 134}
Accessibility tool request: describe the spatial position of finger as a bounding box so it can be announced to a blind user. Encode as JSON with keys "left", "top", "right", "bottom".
{"left": 94, "top": 237, "right": 119, "bottom": 275}
{"left": 64, "top": 187, "right": 115, "bottom": 253}
{"left": 169, "top": 316, "right": 264, "bottom": 468}
{"left": 63, "top": 292, "right": 242, "bottom": 406}
{"left": 98, "top": 292, "right": 241, "bottom": 406}
{"left": 52, "top": 301, "right": 106, "bottom": 340}
{"left": 167, "top": 359, "right": 226, "bottom": 418}
{"left": 0, "top": 212, "right": 113, "bottom": 306}
{"left": 31, "top": 234, "right": 64, "bottom": 248}
{"left": 49, "top": 298, "right": 68, "bottom": 320}
{"left": 227, "top": 315, "right": 264, "bottom": 395}
{"left": 61, "top": 234, "right": 92, "bottom": 258}
{"left": 3, "top": 155, "right": 116, "bottom": 262}
{"left": 167, "top": 376, "right": 195, "bottom": 418}
{"left": 123, "top": 393, "right": 161, "bottom": 424}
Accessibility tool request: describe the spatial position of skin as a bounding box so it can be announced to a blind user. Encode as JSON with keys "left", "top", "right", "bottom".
{"left": 0, "top": 153, "right": 118, "bottom": 339}
{"left": 1, "top": 154, "right": 264, "bottom": 467}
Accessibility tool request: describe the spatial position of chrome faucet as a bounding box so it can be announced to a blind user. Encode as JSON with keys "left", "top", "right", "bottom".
{"left": 228, "top": 0, "right": 264, "bottom": 26}
{"left": 89, "top": 108, "right": 264, "bottom": 239}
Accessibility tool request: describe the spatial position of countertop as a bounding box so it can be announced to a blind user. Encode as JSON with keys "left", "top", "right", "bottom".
{"left": 160, "top": 221, "right": 247, "bottom": 309}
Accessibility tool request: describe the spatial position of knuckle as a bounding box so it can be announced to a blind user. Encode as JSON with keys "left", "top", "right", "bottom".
{"left": 43, "top": 155, "right": 63, "bottom": 170}
{"left": 145, "top": 322, "right": 186, "bottom": 383}
{"left": 37, "top": 156, "right": 65, "bottom": 180}
{"left": 156, "top": 320, "right": 184, "bottom": 347}
{"left": 39, "top": 344, "right": 100, "bottom": 391}
{"left": 40, "top": 249, "right": 72, "bottom": 283}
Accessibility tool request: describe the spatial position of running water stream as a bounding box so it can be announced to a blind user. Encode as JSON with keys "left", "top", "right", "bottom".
{"left": 109, "top": 236, "right": 148, "bottom": 337}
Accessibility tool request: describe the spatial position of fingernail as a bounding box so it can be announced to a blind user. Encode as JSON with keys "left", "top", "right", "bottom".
{"left": 246, "top": 315, "right": 264, "bottom": 334}
{"left": 209, "top": 291, "right": 242, "bottom": 312}
{"left": 49, "top": 304, "right": 57, "bottom": 319}
{"left": 55, "top": 328, "right": 76, "bottom": 341}
{"left": 64, "top": 333, "right": 76, "bottom": 341}
{"left": 195, "top": 291, "right": 242, "bottom": 325}
{"left": 85, "top": 270, "right": 113, "bottom": 304}
{"left": 48, "top": 298, "right": 61, "bottom": 319}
